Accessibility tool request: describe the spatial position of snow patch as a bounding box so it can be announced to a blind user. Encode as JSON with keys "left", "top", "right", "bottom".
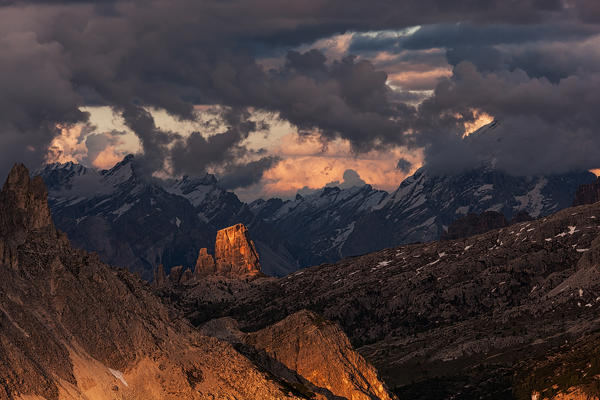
{"left": 112, "top": 203, "right": 133, "bottom": 217}
{"left": 109, "top": 368, "right": 128, "bottom": 387}
{"left": 514, "top": 178, "right": 548, "bottom": 217}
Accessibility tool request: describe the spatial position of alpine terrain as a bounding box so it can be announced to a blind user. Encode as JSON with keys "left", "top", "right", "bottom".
{"left": 39, "top": 157, "right": 595, "bottom": 279}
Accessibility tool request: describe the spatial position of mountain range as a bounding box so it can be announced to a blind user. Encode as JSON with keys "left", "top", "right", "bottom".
{"left": 38, "top": 156, "right": 596, "bottom": 280}
{"left": 5, "top": 161, "right": 600, "bottom": 398}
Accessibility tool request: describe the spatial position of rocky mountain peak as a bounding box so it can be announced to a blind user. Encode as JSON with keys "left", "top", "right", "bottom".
{"left": 215, "top": 223, "right": 261, "bottom": 277}
{"left": 0, "top": 163, "right": 54, "bottom": 236}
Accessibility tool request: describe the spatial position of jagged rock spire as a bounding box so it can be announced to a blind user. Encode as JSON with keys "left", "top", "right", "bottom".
{"left": 214, "top": 224, "right": 261, "bottom": 277}
{"left": 194, "top": 247, "right": 216, "bottom": 276}
{"left": 0, "top": 163, "right": 57, "bottom": 269}
{"left": 0, "top": 163, "right": 54, "bottom": 237}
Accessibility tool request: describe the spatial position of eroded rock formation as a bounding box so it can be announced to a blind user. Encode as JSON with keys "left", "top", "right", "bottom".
{"left": 194, "top": 247, "right": 216, "bottom": 276}
{"left": 214, "top": 223, "right": 261, "bottom": 277}
{"left": 190, "top": 223, "right": 261, "bottom": 279}
{"left": 156, "top": 224, "right": 261, "bottom": 286}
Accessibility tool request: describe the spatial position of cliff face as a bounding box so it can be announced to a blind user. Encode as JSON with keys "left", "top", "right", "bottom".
{"left": 214, "top": 223, "right": 261, "bottom": 277}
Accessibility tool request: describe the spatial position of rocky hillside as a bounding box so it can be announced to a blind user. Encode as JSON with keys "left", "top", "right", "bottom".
{"left": 200, "top": 310, "right": 393, "bottom": 400}
{"left": 165, "top": 198, "right": 600, "bottom": 398}
{"left": 0, "top": 163, "right": 394, "bottom": 400}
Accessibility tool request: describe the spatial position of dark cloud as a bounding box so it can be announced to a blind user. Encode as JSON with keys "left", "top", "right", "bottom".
{"left": 415, "top": 61, "right": 600, "bottom": 175}
{"left": 219, "top": 156, "right": 281, "bottom": 190}
{"left": 326, "top": 169, "right": 367, "bottom": 189}
{"left": 396, "top": 158, "right": 413, "bottom": 173}
{"left": 169, "top": 108, "right": 264, "bottom": 177}
{"left": 0, "top": 0, "right": 599, "bottom": 184}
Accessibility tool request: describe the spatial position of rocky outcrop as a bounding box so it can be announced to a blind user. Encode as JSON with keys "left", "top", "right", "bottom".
{"left": 194, "top": 247, "right": 216, "bottom": 276}
{"left": 246, "top": 310, "right": 395, "bottom": 400}
{"left": 441, "top": 210, "right": 508, "bottom": 240}
{"left": 573, "top": 177, "right": 600, "bottom": 206}
{"left": 155, "top": 224, "right": 262, "bottom": 286}
{"left": 214, "top": 223, "right": 261, "bottom": 277}
{"left": 0, "top": 163, "right": 61, "bottom": 269}
{"left": 200, "top": 311, "right": 395, "bottom": 400}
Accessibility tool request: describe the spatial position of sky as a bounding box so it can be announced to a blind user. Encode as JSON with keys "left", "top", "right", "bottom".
{"left": 2, "top": 0, "right": 600, "bottom": 200}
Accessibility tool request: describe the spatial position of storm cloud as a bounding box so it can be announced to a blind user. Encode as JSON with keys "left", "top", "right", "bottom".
{"left": 0, "top": 0, "right": 599, "bottom": 185}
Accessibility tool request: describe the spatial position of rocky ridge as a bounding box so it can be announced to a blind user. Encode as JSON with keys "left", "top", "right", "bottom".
{"left": 0, "top": 163, "right": 393, "bottom": 400}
